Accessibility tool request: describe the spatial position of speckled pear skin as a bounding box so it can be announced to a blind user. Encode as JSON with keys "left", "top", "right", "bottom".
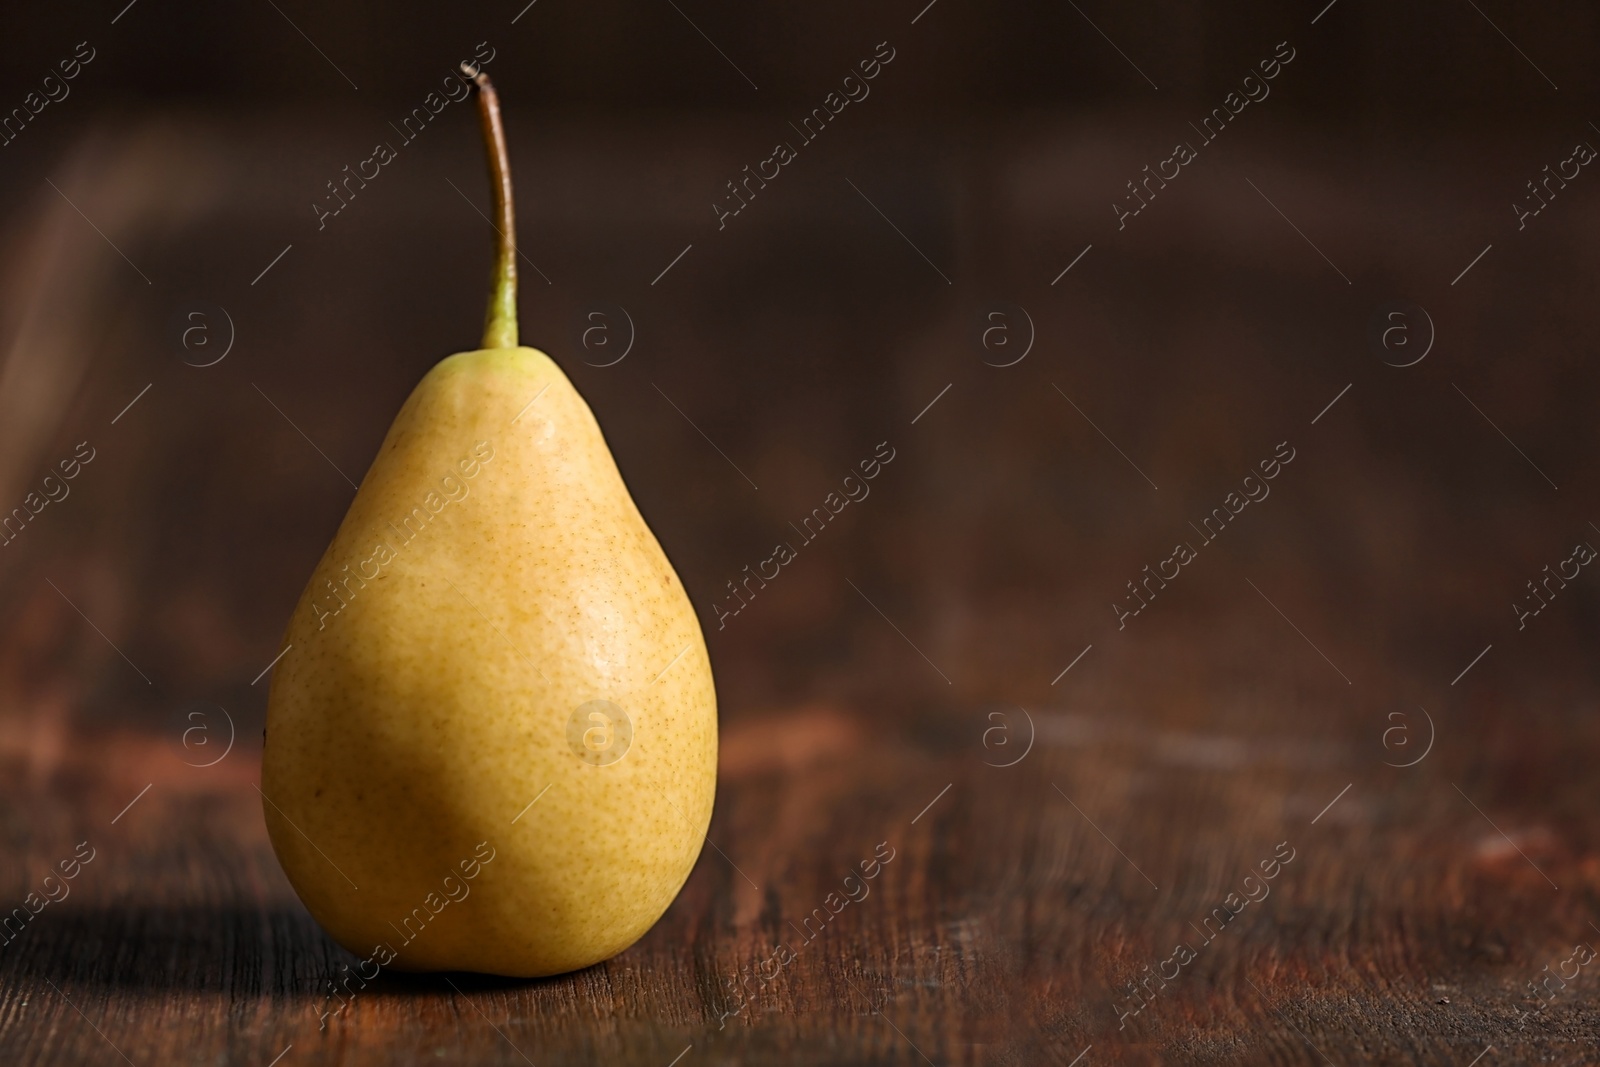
{"left": 261, "top": 346, "right": 716, "bottom": 977}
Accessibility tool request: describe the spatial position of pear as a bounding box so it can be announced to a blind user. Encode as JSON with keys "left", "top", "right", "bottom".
{"left": 260, "top": 68, "right": 716, "bottom": 978}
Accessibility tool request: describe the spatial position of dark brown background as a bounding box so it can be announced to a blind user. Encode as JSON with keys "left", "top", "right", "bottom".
{"left": 1, "top": 1, "right": 1598, "bottom": 1063}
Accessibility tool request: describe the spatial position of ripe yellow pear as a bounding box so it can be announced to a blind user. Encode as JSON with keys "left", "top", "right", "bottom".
{"left": 260, "top": 69, "right": 715, "bottom": 978}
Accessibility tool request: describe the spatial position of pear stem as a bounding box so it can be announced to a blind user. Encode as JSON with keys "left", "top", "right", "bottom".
{"left": 469, "top": 65, "right": 518, "bottom": 350}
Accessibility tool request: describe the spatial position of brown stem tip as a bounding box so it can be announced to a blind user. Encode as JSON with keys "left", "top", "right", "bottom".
{"left": 467, "top": 64, "right": 518, "bottom": 350}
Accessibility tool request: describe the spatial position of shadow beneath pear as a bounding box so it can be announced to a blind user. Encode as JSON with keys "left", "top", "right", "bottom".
{"left": 0, "top": 902, "right": 579, "bottom": 996}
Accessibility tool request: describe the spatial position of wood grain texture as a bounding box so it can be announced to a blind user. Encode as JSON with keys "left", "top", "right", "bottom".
{"left": 3, "top": 687, "right": 1598, "bottom": 1066}
{"left": 1, "top": 115, "right": 1598, "bottom": 1065}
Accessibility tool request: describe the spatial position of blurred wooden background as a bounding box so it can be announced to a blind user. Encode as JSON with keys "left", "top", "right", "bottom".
{"left": 2, "top": 0, "right": 1600, "bottom": 1062}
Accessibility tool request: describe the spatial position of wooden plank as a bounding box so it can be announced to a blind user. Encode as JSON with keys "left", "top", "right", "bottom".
{"left": 0, "top": 118, "right": 1597, "bottom": 1065}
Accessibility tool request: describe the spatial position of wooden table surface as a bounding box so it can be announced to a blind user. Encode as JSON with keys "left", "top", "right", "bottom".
{"left": 1, "top": 108, "right": 1598, "bottom": 1065}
